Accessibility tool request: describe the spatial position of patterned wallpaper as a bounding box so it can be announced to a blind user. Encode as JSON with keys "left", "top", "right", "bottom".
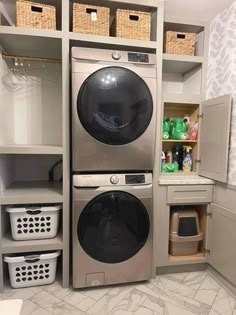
{"left": 207, "top": 1, "right": 236, "bottom": 187}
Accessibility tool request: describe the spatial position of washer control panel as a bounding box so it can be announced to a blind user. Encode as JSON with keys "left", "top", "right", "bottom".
{"left": 128, "top": 53, "right": 149, "bottom": 63}
{"left": 110, "top": 175, "right": 119, "bottom": 184}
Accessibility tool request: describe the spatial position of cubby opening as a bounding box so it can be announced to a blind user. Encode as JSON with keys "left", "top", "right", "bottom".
{"left": 163, "top": 21, "right": 205, "bottom": 57}
{"left": 0, "top": 54, "right": 62, "bottom": 148}
{"left": 162, "top": 103, "right": 200, "bottom": 174}
{"left": 69, "top": 0, "right": 158, "bottom": 42}
{"left": 0, "top": 0, "right": 62, "bottom": 30}
{"left": 1, "top": 202, "right": 62, "bottom": 246}
{"left": 168, "top": 205, "right": 207, "bottom": 262}
{"left": 0, "top": 154, "right": 63, "bottom": 204}
{"left": 162, "top": 64, "right": 202, "bottom": 96}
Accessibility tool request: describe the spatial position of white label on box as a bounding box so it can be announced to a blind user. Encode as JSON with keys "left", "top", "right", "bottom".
{"left": 91, "top": 12, "right": 97, "bottom": 21}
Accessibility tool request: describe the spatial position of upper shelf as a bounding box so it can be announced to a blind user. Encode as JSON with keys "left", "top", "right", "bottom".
{"left": 0, "top": 26, "right": 62, "bottom": 59}
{"left": 69, "top": 32, "right": 157, "bottom": 50}
{"left": 0, "top": 145, "right": 63, "bottom": 155}
{"left": 163, "top": 53, "right": 203, "bottom": 74}
{"left": 70, "top": 0, "right": 159, "bottom": 10}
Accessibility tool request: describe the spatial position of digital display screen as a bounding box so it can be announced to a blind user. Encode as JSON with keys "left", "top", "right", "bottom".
{"left": 128, "top": 53, "right": 149, "bottom": 63}
{"left": 125, "top": 175, "right": 145, "bottom": 184}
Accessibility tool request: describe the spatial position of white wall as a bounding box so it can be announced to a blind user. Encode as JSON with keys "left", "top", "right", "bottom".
{"left": 165, "top": 0, "right": 235, "bottom": 21}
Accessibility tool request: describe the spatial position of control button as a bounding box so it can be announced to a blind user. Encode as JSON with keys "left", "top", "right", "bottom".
{"left": 110, "top": 175, "right": 119, "bottom": 184}
{"left": 112, "top": 51, "right": 121, "bottom": 60}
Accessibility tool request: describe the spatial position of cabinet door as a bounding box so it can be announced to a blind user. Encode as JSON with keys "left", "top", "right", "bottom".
{"left": 199, "top": 95, "right": 232, "bottom": 182}
{"left": 208, "top": 204, "right": 236, "bottom": 286}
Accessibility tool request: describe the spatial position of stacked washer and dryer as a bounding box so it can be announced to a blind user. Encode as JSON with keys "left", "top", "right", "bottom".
{"left": 71, "top": 47, "right": 157, "bottom": 288}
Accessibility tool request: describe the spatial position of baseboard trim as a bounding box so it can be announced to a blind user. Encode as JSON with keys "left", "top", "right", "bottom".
{"left": 156, "top": 263, "right": 207, "bottom": 275}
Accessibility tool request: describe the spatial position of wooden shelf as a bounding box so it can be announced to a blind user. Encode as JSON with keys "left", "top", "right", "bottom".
{"left": 162, "top": 140, "right": 198, "bottom": 143}
{"left": 0, "top": 181, "right": 63, "bottom": 205}
{"left": 163, "top": 93, "right": 203, "bottom": 104}
{"left": 0, "top": 26, "right": 62, "bottom": 59}
{"left": 168, "top": 253, "right": 207, "bottom": 265}
{"left": 1, "top": 232, "right": 63, "bottom": 254}
{"left": 70, "top": 32, "right": 157, "bottom": 50}
{"left": 0, "top": 145, "right": 63, "bottom": 155}
{"left": 163, "top": 53, "right": 203, "bottom": 74}
{"left": 70, "top": 0, "right": 159, "bottom": 9}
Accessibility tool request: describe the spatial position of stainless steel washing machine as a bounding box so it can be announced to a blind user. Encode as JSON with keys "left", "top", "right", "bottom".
{"left": 72, "top": 173, "right": 153, "bottom": 288}
{"left": 72, "top": 47, "right": 157, "bottom": 172}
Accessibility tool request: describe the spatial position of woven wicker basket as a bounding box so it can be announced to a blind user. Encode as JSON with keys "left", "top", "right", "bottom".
{"left": 164, "top": 31, "right": 196, "bottom": 55}
{"left": 112, "top": 9, "right": 151, "bottom": 41}
{"left": 16, "top": 0, "right": 56, "bottom": 30}
{"left": 73, "top": 3, "right": 109, "bottom": 36}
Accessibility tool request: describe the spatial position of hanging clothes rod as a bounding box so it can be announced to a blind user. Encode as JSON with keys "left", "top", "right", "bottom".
{"left": 2, "top": 53, "right": 62, "bottom": 63}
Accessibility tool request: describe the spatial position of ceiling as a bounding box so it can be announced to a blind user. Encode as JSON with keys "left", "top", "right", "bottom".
{"left": 164, "top": 0, "right": 235, "bottom": 21}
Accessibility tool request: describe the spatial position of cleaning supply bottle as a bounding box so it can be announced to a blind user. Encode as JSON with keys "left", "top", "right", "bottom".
{"left": 162, "top": 118, "right": 170, "bottom": 139}
{"left": 173, "top": 145, "right": 183, "bottom": 170}
{"left": 161, "top": 151, "right": 166, "bottom": 165}
{"left": 166, "top": 149, "right": 172, "bottom": 163}
{"left": 183, "top": 146, "right": 192, "bottom": 172}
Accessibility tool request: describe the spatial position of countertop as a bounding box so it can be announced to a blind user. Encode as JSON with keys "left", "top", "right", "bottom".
{"left": 159, "top": 174, "right": 215, "bottom": 185}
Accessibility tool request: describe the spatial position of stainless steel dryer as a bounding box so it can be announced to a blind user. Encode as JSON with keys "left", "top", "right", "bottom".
{"left": 72, "top": 173, "right": 153, "bottom": 288}
{"left": 72, "top": 47, "right": 157, "bottom": 172}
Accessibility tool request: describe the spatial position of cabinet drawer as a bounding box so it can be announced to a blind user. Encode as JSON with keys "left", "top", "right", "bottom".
{"left": 167, "top": 185, "right": 213, "bottom": 204}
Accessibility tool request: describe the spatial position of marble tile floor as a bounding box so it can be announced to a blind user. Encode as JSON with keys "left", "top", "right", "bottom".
{"left": 0, "top": 270, "right": 236, "bottom": 315}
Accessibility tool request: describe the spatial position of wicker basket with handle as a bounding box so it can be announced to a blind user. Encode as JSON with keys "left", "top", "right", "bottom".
{"left": 73, "top": 3, "right": 110, "bottom": 36}
{"left": 16, "top": 0, "right": 56, "bottom": 30}
{"left": 164, "top": 31, "right": 196, "bottom": 55}
{"left": 112, "top": 9, "right": 151, "bottom": 41}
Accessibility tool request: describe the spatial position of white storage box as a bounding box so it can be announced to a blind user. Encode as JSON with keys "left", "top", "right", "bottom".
{"left": 4, "top": 251, "right": 60, "bottom": 288}
{"left": 6, "top": 204, "right": 61, "bottom": 241}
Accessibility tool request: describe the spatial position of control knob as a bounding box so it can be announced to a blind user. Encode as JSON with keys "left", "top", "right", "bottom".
{"left": 112, "top": 51, "right": 121, "bottom": 60}
{"left": 110, "top": 175, "right": 119, "bottom": 184}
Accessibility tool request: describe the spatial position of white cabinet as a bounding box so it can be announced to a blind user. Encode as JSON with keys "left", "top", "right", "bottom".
{"left": 207, "top": 204, "right": 236, "bottom": 286}
{"left": 199, "top": 95, "right": 232, "bottom": 182}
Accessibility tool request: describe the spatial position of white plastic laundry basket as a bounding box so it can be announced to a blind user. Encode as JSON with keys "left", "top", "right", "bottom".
{"left": 4, "top": 251, "right": 60, "bottom": 288}
{"left": 6, "top": 204, "right": 61, "bottom": 241}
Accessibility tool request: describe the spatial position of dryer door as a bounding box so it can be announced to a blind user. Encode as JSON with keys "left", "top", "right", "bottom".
{"left": 77, "top": 191, "right": 150, "bottom": 263}
{"left": 77, "top": 66, "right": 153, "bottom": 145}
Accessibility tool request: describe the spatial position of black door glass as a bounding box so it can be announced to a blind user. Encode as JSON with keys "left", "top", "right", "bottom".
{"left": 78, "top": 191, "right": 150, "bottom": 263}
{"left": 77, "top": 67, "right": 153, "bottom": 145}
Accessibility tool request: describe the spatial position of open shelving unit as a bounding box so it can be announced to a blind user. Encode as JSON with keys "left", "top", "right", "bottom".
{"left": 0, "top": 0, "right": 164, "bottom": 291}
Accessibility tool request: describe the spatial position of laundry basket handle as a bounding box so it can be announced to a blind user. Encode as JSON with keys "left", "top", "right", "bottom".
{"left": 26, "top": 207, "right": 42, "bottom": 215}
{"left": 24, "top": 255, "right": 40, "bottom": 264}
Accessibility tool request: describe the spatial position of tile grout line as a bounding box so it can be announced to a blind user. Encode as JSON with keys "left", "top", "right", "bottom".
{"left": 192, "top": 271, "right": 209, "bottom": 299}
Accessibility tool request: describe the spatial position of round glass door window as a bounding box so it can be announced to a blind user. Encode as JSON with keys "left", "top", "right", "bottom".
{"left": 78, "top": 191, "right": 150, "bottom": 264}
{"left": 77, "top": 67, "right": 153, "bottom": 145}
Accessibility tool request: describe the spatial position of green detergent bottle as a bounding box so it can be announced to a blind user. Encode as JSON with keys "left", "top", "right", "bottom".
{"left": 172, "top": 118, "right": 189, "bottom": 140}
{"left": 162, "top": 118, "right": 170, "bottom": 139}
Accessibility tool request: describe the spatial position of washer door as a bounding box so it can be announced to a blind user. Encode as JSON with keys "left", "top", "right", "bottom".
{"left": 77, "top": 66, "right": 153, "bottom": 145}
{"left": 78, "top": 191, "right": 150, "bottom": 264}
